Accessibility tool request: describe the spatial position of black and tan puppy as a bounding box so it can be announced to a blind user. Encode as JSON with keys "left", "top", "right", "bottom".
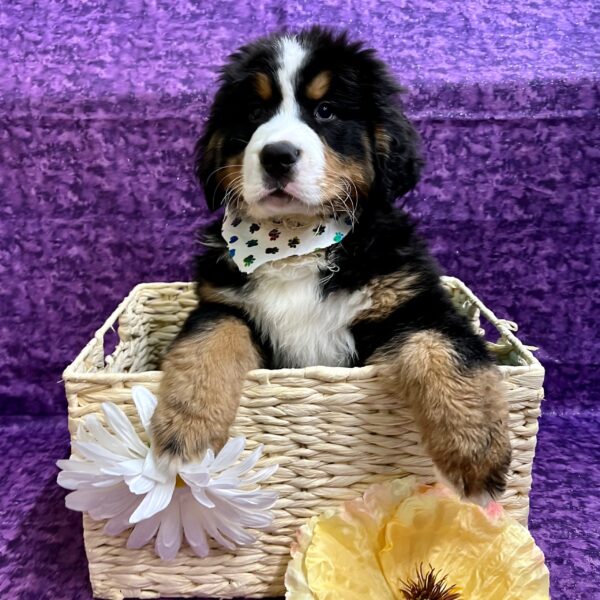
{"left": 151, "top": 27, "right": 511, "bottom": 503}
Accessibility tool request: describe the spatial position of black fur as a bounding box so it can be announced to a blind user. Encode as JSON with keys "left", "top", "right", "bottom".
{"left": 323, "top": 208, "right": 492, "bottom": 370}
{"left": 188, "top": 27, "right": 490, "bottom": 374}
{"left": 165, "top": 28, "right": 509, "bottom": 499}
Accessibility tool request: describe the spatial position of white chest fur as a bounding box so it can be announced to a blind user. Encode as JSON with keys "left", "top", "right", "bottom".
{"left": 244, "top": 255, "right": 370, "bottom": 368}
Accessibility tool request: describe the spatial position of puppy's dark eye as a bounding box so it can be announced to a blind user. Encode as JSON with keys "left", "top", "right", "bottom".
{"left": 250, "top": 107, "right": 265, "bottom": 122}
{"left": 315, "top": 102, "right": 335, "bottom": 121}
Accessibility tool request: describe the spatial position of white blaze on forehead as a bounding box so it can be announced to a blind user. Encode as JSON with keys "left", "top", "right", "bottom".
{"left": 241, "top": 35, "right": 326, "bottom": 215}
{"left": 276, "top": 37, "right": 307, "bottom": 115}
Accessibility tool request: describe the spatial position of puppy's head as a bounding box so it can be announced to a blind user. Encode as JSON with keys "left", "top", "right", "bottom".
{"left": 197, "top": 28, "right": 421, "bottom": 220}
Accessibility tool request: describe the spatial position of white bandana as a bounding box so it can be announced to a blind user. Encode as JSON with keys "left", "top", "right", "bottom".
{"left": 221, "top": 210, "right": 354, "bottom": 274}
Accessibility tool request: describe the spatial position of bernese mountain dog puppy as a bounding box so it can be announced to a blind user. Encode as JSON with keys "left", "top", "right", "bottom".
{"left": 151, "top": 27, "right": 511, "bottom": 503}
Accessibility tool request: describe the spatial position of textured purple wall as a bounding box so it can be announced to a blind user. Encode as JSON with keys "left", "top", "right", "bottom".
{"left": 1, "top": 3, "right": 599, "bottom": 599}
{"left": 1, "top": 1, "right": 598, "bottom": 416}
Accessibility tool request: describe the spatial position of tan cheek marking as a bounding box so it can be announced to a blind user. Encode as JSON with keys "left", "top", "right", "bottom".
{"left": 354, "top": 271, "right": 421, "bottom": 322}
{"left": 216, "top": 153, "right": 244, "bottom": 199}
{"left": 322, "top": 146, "right": 375, "bottom": 205}
{"left": 306, "top": 70, "right": 331, "bottom": 100}
{"left": 371, "top": 330, "right": 510, "bottom": 498}
{"left": 255, "top": 72, "right": 272, "bottom": 101}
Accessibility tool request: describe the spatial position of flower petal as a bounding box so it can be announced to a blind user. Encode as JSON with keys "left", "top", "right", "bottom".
{"left": 102, "top": 402, "right": 148, "bottom": 457}
{"left": 56, "top": 458, "right": 99, "bottom": 473}
{"left": 72, "top": 440, "right": 128, "bottom": 465}
{"left": 127, "top": 512, "right": 162, "bottom": 549}
{"left": 285, "top": 517, "right": 320, "bottom": 600}
{"left": 211, "top": 516, "right": 256, "bottom": 546}
{"left": 219, "top": 445, "right": 263, "bottom": 479}
{"left": 142, "top": 450, "right": 170, "bottom": 484}
{"left": 58, "top": 471, "right": 119, "bottom": 490}
{"left": 104, "top": 497, "right": 142, "bottom": 535}
{"left": 222, "top": 505, "right": 274, "bottom": 529}
{"left": 180, "top": 491, "right": 210, "bottom": 558}
{"left": 201, "top": 448, "right": 215, "bottom": 468}
{"left": 305, "top": 515, "right": 395, "bottom": 599}
{"left": 131, "top": 386, "right": 157, "bottom": 435}
{"left": 215, "top": 488, "right": 278, "bottom": 510}
{"left": 91, "top": 477, "right": 124, "bottom": 488}
{"left": 155, "top": 494, "right": 183, "bottom": 560}
{"left": 377, "top": 486, "right": 550, "bottom": 600}
{"left": 85, "top": 414, "right": 131, "bottom": 457}
{"left": 129, "top": 478, "right": 176, "bottom": 523}
{"left": 66, "top": 484, "right": 135, "bottom": 520}
{"left": 101, "top": 458, "right": 144, "bottom": 477}
{"left": 126, "top": 474, "right": 155, "bottom": 495}
{"left": 190, "top": 486, "right": 215, "bottom": 508}
{"left": 205, "top": 477, "right": 241, "bottom": 490}
{"left": 207, "top": 492, "right": 275, "bottom": 528}
{"left": 239, "top": 464, "right": 279, "bottom": 485}
{"left": 194, "top": 511, "right": 236, "bottom": 550}
{"left": 65, "top": 489, "right": 98, "bottom": 512}
{"left": 88, "top": 485, "right": 138, "bottom": 520}
{"left": 180, "top": 453, "right": 213, "bottom": 476}
{"left": 209, "top": 437, "right": 245, "bottom": 472}
{"left": 179, "top": 470, "right": 210, "bottom": 488}
{"left": 285, "top": 479, "right": 550, "bottom": 600}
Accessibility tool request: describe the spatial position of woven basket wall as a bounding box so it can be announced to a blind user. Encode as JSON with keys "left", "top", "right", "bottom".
{"left": 63, "top": 277, "right": 545, "bottom": 600}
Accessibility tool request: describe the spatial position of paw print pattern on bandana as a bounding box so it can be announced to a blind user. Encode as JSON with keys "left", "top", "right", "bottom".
{"left": 222, "top": 211, "right": 353, "bottom": 274}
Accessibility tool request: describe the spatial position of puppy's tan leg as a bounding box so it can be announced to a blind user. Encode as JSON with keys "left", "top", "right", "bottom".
{"left": 151, "top": 314, "right": 262, "bottom": 461}
{"left": 373, "top": 330, "right": 511, "bottom": 500}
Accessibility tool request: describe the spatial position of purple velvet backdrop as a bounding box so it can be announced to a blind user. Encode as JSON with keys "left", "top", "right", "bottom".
{"left": 1, "top": 1, "right": 599, "bottom": 598}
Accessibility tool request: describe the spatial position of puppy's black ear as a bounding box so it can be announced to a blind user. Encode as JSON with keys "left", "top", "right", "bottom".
{"left": 373, "top": 106, "right": 422, "bottom": 203}
{"left": 366, "top": 59, "right": 423, "bottom": 204}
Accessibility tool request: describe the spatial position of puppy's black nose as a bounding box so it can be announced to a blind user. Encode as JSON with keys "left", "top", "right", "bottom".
{"left": 260, "top": 142, "right": 301, "bottom": 180}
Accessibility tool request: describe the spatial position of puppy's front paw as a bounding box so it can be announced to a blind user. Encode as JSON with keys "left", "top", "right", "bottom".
{"left": 150, "top": 402, "right": 230, "bottom": 462}
{"left": 431, "top": 419, "right": 512, "bottom": 502}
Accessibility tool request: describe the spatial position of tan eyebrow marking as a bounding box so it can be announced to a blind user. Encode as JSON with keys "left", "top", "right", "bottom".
{"left": 254, "top": 72, "right": 272, "bottom": 100}
{"left": 306, "top": 70, "right": 332, "bottom": 100}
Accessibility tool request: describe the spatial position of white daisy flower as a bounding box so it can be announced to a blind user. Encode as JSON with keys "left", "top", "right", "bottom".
{"left": 57, "top": 386, "right": 278, "bottom": 560}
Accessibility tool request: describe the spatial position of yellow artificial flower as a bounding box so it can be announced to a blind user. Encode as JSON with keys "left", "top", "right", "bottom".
{"left": 285, "top": 478, "right": 549, "bottom": 600}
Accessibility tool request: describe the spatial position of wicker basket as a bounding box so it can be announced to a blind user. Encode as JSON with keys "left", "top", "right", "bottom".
{"left": 63, "top": 277, "right": 544, "bottom": 599}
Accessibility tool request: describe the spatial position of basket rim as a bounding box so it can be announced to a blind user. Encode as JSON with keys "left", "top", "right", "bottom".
{"left": 63, "top": 278, "right": 543, "bottom": 384}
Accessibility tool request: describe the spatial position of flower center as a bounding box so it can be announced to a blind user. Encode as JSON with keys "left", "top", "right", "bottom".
{"left": 398, "top": 564, "right": 461, "bottom": 600}
{"left": 175, "top": 474, "right": 186, "bottom": 488}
